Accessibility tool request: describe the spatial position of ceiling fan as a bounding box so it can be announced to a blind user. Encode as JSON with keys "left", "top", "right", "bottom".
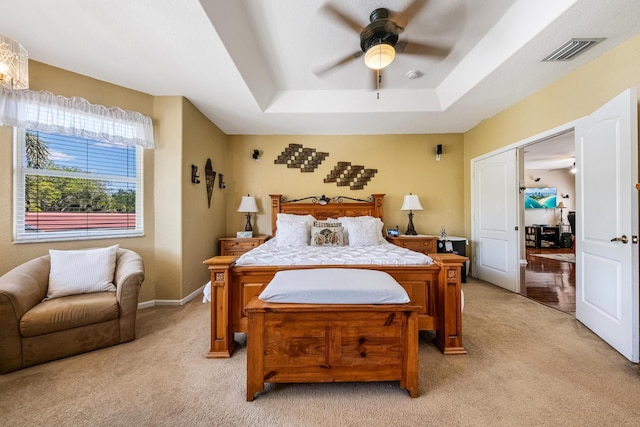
{"left": 315, "top": 0, "right": 451, "bottom": 86}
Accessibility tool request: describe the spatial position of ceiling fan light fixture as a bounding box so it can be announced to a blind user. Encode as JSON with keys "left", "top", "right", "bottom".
{"left": 364, "top": 43, "right": 395, "bottom": 70}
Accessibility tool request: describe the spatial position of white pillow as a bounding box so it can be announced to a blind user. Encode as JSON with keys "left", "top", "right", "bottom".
{"left": 46, "top": 245, "right": 119, "bottom": 299}
{"left": 276, "top": 213, "right": 315, "bottom": 223}
{"left": 338, "top": 216, "right": 385, "bottom": 246}
{"left": 259, "top": 268, "right": 410, "bottom": 304}
{"left": 275, "top": 214, "right": 315, "bottom": 247}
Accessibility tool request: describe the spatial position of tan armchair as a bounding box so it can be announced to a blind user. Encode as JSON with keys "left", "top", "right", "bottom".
{"left": 0, "top": 248, "right": 144, "bottom": 374}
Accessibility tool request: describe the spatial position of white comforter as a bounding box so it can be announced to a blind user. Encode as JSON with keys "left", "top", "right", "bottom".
{"left": 234, "top": 238, "right": 434, "bottom": 266}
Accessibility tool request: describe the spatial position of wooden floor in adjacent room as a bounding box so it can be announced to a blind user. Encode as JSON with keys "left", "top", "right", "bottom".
{"left": 520, "top": 247, "right": 576, "bottom": 315}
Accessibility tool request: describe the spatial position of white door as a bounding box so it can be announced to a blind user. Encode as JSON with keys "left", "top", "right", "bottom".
{"left": 472, "top": 149, "right": 520, "bottom": 292}
{"left": 575, "top": 87, "right": 639, "bottom": 362}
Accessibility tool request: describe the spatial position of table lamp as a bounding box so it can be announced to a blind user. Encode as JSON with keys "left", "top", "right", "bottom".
{"left": 557, "top": 201, "right": 566, "bottom": 225}
{"left": 400, "top": 193, "right": 423, "bottom": 235}
{"left": 237, "top": 195, "right": 259, "bottom": 232}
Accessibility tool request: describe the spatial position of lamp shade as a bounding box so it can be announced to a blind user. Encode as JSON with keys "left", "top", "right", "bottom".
{"left": 400, "top": 194, "right": 423, "bottom": 211}
{"left": 557, "top": 201, "right": 566, "bottom": 209}
{"left": 364, "top": 43, "right": 396, "bottom": 70}
{"left": 237, "top": 195, "right": 259, "bottom": 213}
{"left": 0, "top": 33, "right": 28, "bottom": 89}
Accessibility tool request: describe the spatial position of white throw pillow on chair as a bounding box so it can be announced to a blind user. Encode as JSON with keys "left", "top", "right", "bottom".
{"left": 46, "top": 245, "right": 119, "bottom": 300}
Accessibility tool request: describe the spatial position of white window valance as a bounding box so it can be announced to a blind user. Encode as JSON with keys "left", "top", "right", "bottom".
{"left": 0, "top": 87, "right": 155, "bottom": 149}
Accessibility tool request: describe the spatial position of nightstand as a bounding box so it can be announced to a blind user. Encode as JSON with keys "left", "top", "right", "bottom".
{"left": 219, "top": 236, "right": 268, "bottom": 256}
{"left": 386, "top": 235, "right": 438, "bottom": 255}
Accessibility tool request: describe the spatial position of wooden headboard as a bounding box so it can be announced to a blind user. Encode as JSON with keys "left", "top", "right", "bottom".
{"left": 269, "top": 194, "right": 384, "bottom": 236}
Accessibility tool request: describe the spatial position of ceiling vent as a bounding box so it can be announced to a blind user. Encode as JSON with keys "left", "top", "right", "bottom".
{"left": 542, "top": 38, "right": 605, "bottom": 62}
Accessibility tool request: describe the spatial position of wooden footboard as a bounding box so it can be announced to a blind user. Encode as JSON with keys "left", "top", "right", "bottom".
{"left": 203, "top": 254, "right": 467, "bottom": 358}
{"left": 245, "top": 299, "right": 420, "bottom": 400}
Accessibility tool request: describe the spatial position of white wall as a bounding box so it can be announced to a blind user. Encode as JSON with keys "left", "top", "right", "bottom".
{"left": 523, "top": 169, "right": 575, "bottom": 228}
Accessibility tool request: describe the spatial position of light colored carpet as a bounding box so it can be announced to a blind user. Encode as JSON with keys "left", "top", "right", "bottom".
{"left": 530, "top": 253, "right": 576, "bottom": 263}
{"left": 1, "top": 278, "right": 639, "bottom": 426}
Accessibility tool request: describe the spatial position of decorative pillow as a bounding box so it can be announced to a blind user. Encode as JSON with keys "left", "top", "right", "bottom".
{"left": 310, "top": 221, "right": 345, "bottom": 246}
{"left": 275, "top": 214, "right": 315, "bottom": 247}
{"left": 46, "top": 245, "right": 119, "bottom": 300}
{"left": 338, "top": 216, "right": 385, "bottom": 246}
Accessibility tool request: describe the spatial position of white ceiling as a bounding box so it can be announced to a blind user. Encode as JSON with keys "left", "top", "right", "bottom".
{"left": 1, "top": 0, "right": 640, "bottom": 136}
{"left": 523, "top": 131, "right": 575, "bottom": 170}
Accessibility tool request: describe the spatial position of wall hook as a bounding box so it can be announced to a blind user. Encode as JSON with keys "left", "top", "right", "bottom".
{"left": 191, "top": 165, "right": 200, "bottom": 184}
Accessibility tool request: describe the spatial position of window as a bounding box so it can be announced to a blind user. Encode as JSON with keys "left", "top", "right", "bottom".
{"left": 14, "top": 129, "right": 143, "bottom": 242}
{"left": 2, "top": 87, "right": 153, "bottom": 242}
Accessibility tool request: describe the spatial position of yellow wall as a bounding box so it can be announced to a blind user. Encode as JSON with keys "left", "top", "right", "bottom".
{"left": 0, "top": 61, "right": 230, "bottom": 303}
{"left": 181, "top": 98, "right": 229, "bottom": 297}
{"left": 152, "top": 96, "right": 183, "bottom": 301}
{"left": 463, "top": 34, "right": 640, "bottom": 240}
{"left": 227, "top": 134, "right": 465, "bottom": 237}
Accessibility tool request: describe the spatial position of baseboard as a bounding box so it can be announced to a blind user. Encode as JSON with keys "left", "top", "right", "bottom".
{"left": 137, "top": 284, "right": 206, "bottom": 309}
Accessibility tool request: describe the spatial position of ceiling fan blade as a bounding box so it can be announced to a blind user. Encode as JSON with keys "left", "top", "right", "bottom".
{"left": 396, "top": 40, "right": 450, "bottom": 58}
{"left": 321, "top": 4, "right": 363, "bottom": 34}
{"left": 314, "top": 51, "right": 363, "bottom": 76}
{"left": 394, "top": 0, "right": 429, "bottom": 29}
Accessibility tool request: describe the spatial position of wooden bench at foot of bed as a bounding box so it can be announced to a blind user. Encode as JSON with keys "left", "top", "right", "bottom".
{"left": 245, "top": 299, "right": 420, "bottom": 401}
{"left": 203, "top": 253, "right": 468, "bottom": 358}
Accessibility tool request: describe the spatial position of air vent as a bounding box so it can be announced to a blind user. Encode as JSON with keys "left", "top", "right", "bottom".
{"left": 542, "top": 38, "right": 605, "bottom": 62}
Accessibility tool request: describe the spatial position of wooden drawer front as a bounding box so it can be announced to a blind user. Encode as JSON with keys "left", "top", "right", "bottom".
{"left": 263, "top": 312, "right": 405, "bottom": 368}
{"left": 398, "top": 239, "right": 436, "bottom": 254}
{"left": 221, "top": 240, "right": 259, "bottom": 256}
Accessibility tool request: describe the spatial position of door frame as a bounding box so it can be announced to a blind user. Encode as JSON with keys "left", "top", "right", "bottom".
{"left": 471, "top": 119, "right": 580, "bottom": 272}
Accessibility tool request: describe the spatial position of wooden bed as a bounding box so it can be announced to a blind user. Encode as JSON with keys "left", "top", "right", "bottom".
{"left": 204, "top": 194, "right": 467, "bottom": 358}
{"left": 203, "top": 194, "right": 467, "bottom": 362}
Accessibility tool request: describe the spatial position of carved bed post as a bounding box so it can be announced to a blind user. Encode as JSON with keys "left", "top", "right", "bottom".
{"left": 429, "top": 253, "right": 468, "bottom": 355}
{"left": 372, "top": 193, "right": 384, "bottom": 222}
{"left": 270, "top": 194, "right": 282, "bottom": 237}
{"left": 203, "top": 256, "right": 238, "bottom": 358}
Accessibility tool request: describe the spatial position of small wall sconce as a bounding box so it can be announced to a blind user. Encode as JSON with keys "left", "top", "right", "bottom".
{"left": 218, "top": 174, "right": 226, "bottom": 189}
{"left": 562, "top": 193, "right": 570, "bottom": 199}
{"left": 191, "top": 165, "right": 200, "bottom": 184}
{"left": 252, "top": 149, "right": 260, "bottom": 161}
{"left": 436, "top": 144, "right": 442, "bottom": 161}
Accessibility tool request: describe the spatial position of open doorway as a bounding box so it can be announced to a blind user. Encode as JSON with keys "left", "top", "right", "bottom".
{"left": 520, "top": 131, "right": 576, "bottom": 315}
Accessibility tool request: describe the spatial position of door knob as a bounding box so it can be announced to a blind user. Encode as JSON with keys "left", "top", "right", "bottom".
{"left": 610, "top": 235, "right": 629, "bottom": 244}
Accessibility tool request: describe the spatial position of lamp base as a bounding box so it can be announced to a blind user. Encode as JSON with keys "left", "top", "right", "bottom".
{"left": 405, "top": 211, "right": 417, "bottom": 235}
{"left": 244, "top": 213, "right": 253, "bottom": 232}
